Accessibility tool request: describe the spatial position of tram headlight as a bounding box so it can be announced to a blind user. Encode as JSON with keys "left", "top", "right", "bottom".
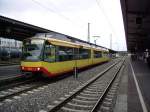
{"left": 22, "top": 66, "right": 24, "bottom": 70}
{"left": 37, "top": 67, "right": 40, "bottom": 71}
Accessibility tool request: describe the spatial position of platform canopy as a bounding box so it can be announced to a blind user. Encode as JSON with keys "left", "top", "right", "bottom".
{"left": 0, "top": 15, "right": 50, "bottom": 40}
{"left": 120, "top": 0, "right": 150, "bottom": 52}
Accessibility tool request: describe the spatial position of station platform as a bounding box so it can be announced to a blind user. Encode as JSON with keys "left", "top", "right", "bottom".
{"left": 115, "top": 57, "right": 150, "bottom": 112}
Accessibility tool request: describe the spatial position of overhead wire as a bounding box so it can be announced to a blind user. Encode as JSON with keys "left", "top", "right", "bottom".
{"left": 95, "top": 0, "right": 117, "bottom": 38}
{"left": 31, "top": 0, "right": 87, "bottom": 30}
{"left": 44, "top": 0, "right": 87, "bottom": 25}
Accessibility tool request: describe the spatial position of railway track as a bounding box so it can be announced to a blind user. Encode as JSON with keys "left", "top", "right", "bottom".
{"left": 0, "top": 74, "right": 34, "bottom": 89}
{"left": 0, "top": 76, "right": 49, "bottom": 103}
{"left": 0, "top": 63, "right": 19, "bottom": 66}
{"left": 0, "top": 75, "right": 32, "bottom": 87}
{"left": 41, "top": 59, "right": 125, "bottom": 112}
{"left": 0, "top": 58, "right": 123, "bottom": 111}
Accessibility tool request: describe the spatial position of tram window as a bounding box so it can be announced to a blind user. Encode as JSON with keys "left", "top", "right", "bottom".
{"left": 57, "top": 46, "right": 74, "bottom": 61}
{"left": 44, "top": 42, "right": 56, "bottom": 62}
{"left": 94, "top": 51, "right": 102, "bottom": 58}
{"left": 103, "top": 52, "right": 108, "bottom": 57}
{"left": 79, "top": 48, "right": 91, "bottom": 59}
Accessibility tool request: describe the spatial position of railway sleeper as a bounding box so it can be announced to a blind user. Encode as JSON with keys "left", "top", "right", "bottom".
{"left": 72, "top": 98, "right": 96, "bottom": 104}
{"left": 83, "top": 90, "right": 101, "bottom": 94}
{"left": 64, "top": 102, "right": 93, "bottom": 110}
{"left": 60, "top": 106, "right": 88, "bottom": 112}
{"left": 76, "top": 95, "right": 98, "bottom": 100}
{"left": 80, "top": 92, "right": 101, "bottom": 97}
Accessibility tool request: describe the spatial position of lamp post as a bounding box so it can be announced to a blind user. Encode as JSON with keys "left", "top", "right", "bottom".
{"left": 110, "top": 34, "right": 112, "bottom": 49}
{"left": 87, "top": 23, "right": 90, "bottom": 42}
{"left": 93, "top": 36, "right": 100, "bottom": 46}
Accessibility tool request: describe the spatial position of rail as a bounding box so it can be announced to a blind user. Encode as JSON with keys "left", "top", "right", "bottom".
{"left": 47, "top": 58, "right": 125, "bottom": 112}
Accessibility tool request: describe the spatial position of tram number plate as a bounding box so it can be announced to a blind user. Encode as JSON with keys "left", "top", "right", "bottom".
{"left": 28, "top": 68, "right": 32, "bottom": 71}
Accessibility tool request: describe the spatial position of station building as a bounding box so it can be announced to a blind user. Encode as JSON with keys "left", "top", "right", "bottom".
{"left": 0, "top": 37, "right": 22, "bottom": 49}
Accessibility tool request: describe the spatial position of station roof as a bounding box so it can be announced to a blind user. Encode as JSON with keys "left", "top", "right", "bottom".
{"left": 120, "top": 0, "right": 150, "bottom": 52}
{"left": 0, "top": 15, "right": 50, "bottom": 40}
{"left": 0, "top": 15, "right": 115, "bottom": 52}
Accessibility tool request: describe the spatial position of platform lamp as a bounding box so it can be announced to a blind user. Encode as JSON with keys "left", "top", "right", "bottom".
{"left": 93, "top": 36, "right": 100, "bottom": 46}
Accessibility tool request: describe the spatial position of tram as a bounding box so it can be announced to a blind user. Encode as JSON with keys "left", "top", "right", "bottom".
{"left": 20, "top": 34, "right": 110, "bottom": 77}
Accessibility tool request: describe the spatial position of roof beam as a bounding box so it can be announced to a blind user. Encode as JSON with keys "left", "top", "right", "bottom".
{"left": 128, "top": 11, "right": 150, "bottom": 15}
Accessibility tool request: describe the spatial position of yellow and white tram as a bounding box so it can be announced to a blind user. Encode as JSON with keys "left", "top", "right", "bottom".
{"left": 21, "top": 34, "right": 110, "bottom": 77}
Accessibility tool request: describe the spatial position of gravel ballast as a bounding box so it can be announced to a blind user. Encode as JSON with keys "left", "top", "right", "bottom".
{"left": 0, "top": 59, "right": 119, "bottom": 112}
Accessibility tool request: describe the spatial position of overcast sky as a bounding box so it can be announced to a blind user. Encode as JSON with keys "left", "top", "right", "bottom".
{"left": 0, "top": 0, "right": 127, "bottom": 51}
